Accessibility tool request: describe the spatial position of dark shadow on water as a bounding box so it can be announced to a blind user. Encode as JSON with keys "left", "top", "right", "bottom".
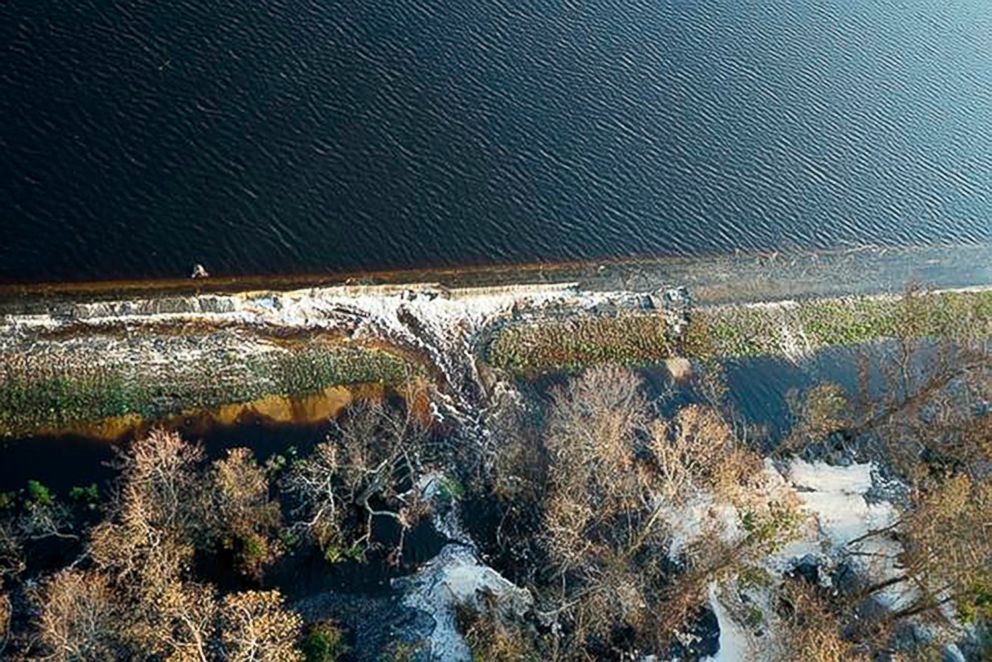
{"left": 265, "top": 518, "right": 448, "bottom": 600}
{"left": 0, "top": 413, "right": 337, "bottom": 494}
{"left": 195, "top": 515, "right": 447, "bottom": 602}
{"left": 0, "top": 433, "right": 117, "bottom": 494}
{"left": 721, "top": 347, "right": 861, "bottom": 445}
{"left": 638, "top": 348, "right": 866, "bottom": 451}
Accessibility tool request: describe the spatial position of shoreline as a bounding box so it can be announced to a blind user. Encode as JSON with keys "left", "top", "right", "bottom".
{"left": 2, "top": 244, "right": 991, "bottom": 439}
{"left": 2, "top": 242, "right": 991, "bottom": 308}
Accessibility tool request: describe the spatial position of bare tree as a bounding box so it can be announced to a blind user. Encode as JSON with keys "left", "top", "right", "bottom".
{"left": 650, "top": 404, "right": 763, "bottom": 504}
{"left": 0, "top": 580, "right": 10, "bottom": 659}
{"left": 0, "top": 518, "right": 25, "bottom": 578}
{"left": 541, "top": 365, "right": 650, "bottom": 575}
{"left": 85, "top": 430, "right": 223, "bottom": 660}
{"left": 17, "top": 481, "right": 75, "bottom": 543}
{"left": 534, "top": 366, "right": 787, "bottom": 657}
{"left": 852, "top": 290, "right": 991, "bottom": 483}
{"left": 779, "top": 289, "right": 990, "bottom": 482}
{"left": 782, "top": 382, "right": 851, "bottom": 454}
{"left": 284, "top": 396, "right": 433, "bottom": 564}
{"left": 532, "top": 365, "right": 802, "bottom": 658}
{"left": 282, "top": 440, "right": 347, "bottom": 555}
{"left": 455, "top": 596, "right": 539, "bottom": 662}
{"left": 34, "top": 569, "right": 125, "bottom": 661}
{"left": 89, "top": 429, "right": 207, "bottom": 597}
{"left": 767, "top": 290, "right": 992, "bottom": 655}
{"left": 211, "top": 448, "right": 283, "bottom": 579}
{"left": 154, "top": 581, "right": 218, "bottom": 662}
{"left": 6, "top": 429, "right": 311, "bottom": 662}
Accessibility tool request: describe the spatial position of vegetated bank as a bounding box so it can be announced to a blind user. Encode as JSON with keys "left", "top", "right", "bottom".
{"left": 0, "top": 332, "right": 417, "bottom": 439}
{"left": 486, "top": 288, "right": 992, "bottom": 375}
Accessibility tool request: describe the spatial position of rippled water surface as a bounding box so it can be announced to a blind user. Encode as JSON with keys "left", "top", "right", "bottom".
{"left": 2, "top": 0, "right": 990, "bottom": 282}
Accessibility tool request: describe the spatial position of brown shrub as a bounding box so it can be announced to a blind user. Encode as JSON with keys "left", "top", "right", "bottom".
{"left": 211, "top": 447, "right": 283, "bottom": 579}
{"left": 772, "top": 581, "right": 868, "bottom": 662}
{"left": 456, "top": 600, "right": 538, "bottom": 662}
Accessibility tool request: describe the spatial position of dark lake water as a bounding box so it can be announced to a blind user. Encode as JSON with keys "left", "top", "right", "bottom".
{"left": 2, "top": 0, "right": 990, "bottom": 283}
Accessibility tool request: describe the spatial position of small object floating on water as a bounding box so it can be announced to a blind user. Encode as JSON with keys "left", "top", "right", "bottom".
{"left": 190, "top": 263, "right": 210, "bottom": 279}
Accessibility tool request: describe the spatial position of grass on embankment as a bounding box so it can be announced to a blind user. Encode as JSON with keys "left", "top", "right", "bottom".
{"left": 488, "top": 289, "right": 992, "bottom": 375}
{"left": 487, "top": 314, "right": 672, "bottom": 374}
{"left": 0, "top": 344, "right": 416, "bottom": 437}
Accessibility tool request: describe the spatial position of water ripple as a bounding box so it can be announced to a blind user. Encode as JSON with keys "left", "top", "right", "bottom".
{"left": 1, "top": 0, "right": 990, "bottom": 282}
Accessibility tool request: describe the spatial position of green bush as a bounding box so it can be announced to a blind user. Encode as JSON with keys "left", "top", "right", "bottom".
{"left": 68, "top": 483, "right": 100, "bottom": 504}
{"left": 438, "top": 476, "right": 465, "bottom": 502}
{"left": 302, "top": 621, "right": 348, "bottom": 662}
{"left": 26, "top": 480, "right": 53, "bottom": 507}
{"left": 488, "top": 313, "right": 671, "bottom": 374}
{"left": 489, "top": 290, "right": 992, "bottom": 374}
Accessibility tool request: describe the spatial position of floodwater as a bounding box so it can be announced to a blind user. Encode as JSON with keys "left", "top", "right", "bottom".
{"left": 0, "top": 411, "right": 337, "bottom": 493}
{"left": 3, "top": 1, "right": 991, "bottom": 283}
{"left": 0, "top": 350, "right": 859, "bottom": 492}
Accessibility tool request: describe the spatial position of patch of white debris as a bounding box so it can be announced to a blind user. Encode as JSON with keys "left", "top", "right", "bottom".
{"left": 704, "top": 583, "right": 753, "bottom": 662}
{"left": 698, "top": 460, "right": 914, "bottom": 661}
{"left": 661, "top": 460, "right": 797, "bottom": 563}
{"left": 774, "top": 459, "right": 909, "bottom": 608}
{"left": 396, "top": 544, "right": 533, "bottom": 662}
{"left": 662, "top": 494, "right": 743, "bottom": 559}
{"left": 1, "top": 281, "right": 583, "bottom": 338}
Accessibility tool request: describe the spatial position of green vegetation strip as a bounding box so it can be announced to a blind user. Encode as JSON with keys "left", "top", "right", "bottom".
{"left": 489, "top": 290, "right": 992, "bottom": 375}
{"left": 488, "top": 313, "right": 671, "bottom": 374}
{"left": 0, "top": 344, "right": 416, "bottom": 437}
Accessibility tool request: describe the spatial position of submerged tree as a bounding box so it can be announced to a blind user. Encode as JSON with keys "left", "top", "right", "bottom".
{"left": 284, "top": 395, "right": 433, "bottom": 564}
{"left": 534, "top": 366, "right": 794, "bottom": 657}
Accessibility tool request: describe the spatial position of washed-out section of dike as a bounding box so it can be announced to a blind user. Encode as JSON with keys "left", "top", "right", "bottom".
{"left": 1, "top": 245, "right": 990, "bottom": 438}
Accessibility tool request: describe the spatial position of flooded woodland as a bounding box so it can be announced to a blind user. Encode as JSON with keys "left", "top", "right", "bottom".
{"left": 4, "top": 0, "right": 992, "bottom": 657}
{"left": 0, "top": 250, "right": 989, "bottom": 660}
